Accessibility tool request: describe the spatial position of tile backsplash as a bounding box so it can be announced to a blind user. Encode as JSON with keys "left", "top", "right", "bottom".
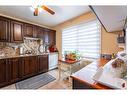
{"left": 0, "top": 37, "right": 44, "bottom": 56}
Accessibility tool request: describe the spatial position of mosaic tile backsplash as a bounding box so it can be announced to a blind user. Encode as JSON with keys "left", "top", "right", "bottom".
{"left": 0, "top": 37, "right": 43, "bottom": 56}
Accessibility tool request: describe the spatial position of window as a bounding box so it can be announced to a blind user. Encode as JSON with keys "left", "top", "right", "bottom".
{"left": 62, "top": 20, "right": 101, "bottom": 58}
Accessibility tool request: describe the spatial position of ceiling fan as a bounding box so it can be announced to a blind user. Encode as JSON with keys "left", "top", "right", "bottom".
{"left": 32, "top": 5, "right": 55, "bottom": 16}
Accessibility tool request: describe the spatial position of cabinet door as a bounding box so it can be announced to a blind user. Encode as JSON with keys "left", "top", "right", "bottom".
{"left": 8, "top": 58, "right": 19, "bottom": 83}
{"left": 20, "top": 57, "right": 30, "bottom": 78}
{"left": 44, "top": 29, "right": 56, "bottom": 45}
{"left": 11, "top": 21, "right": 24, "bottom": 42}
{"left": 43, "top": 29, "right": 49, "bottom": 44}
{"left": 21, "top": 56, "right": 38, "bottom": 78}
{"left": 0, "top": 17, "right": 10, "bottom": 42}
{"left": 38, "top": 55, "right": 48, "bottom": 73}
{"left": 24, "top": 24, "right": 34, "bottom": 37}
{"left": 49, "top": 30, "right": 56, "bottom": 45}
{"left": 0, "top": 59, "right": 8, "bottom": 87}
{"left": 36, "top": 27, "right": 44, "bottom": 38}
{"left": 34, "top": 26, "right": 44, "bottom": 38}
{"left": 33, "top": 26, "right": 37, "bottom": 38}
{"left": 29, "top": 56, "right": 38, "bottom": 75}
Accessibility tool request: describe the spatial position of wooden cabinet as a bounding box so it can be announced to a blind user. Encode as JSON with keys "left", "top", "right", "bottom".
{"left": 8, "top": 58, "right": 20, "bottom": 83}
{"left": 43, "top": 29, "right": 56, "bottom": 45}
{"left": 0, "top": 17, "right": 10, "bottom": 42}
{"left": 29, "top": 56, "right": 38, "bottom": 75}
{"left": 0, "top": 58, "right": 20, "bottom": 87}
{"left": 0, "top": 17, "right": 24, "bottom": 43}
{"left": 0, "top": 59, "right": 8, "bottom": 87}
{"left": 34, "top": 26, "right": 44, "bottom": 38}
{"left": 20, "top": 57, "right": 29, "bottom": 78}
{"left": 20, "top": 55, "right": 48, "bottom": 79}
{"left": 43, "top": 29, "right": 49, "bottom": 43}
{"left": 24, "top": 24, "right": 34, "bottom": 37}
{"left": 20, "top": 56, "right": 38, "bottom": 78}
{"left": 72, "top": 78, "right": 94, "bottom": 89}
{"left": 0, "top": 54, "right": 49, "bottom": 88}
{"left": 37, "top": 27, "right": 44, "bottom": 38}
{"left": 38, "top": 55, "right": 48, "bottom": 73}
{"left": 49, "top": 30, "right": 56, "bottom": 45}
{"left": 0, "top": 16, "right": 56, "bottom": 44}
{"left": 10, "top": 21, "right": 24, "bottom": 43}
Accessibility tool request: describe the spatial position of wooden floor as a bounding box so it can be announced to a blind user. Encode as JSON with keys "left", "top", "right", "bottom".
{"left": 1, "top": 69, "right": 72, "bottom": 89}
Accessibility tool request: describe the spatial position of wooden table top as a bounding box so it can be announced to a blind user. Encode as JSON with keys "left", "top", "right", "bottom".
{"left": 71, "top": 58, "right": 111, "bottom": 89}
{"left": 59, "top": 59, "right": 80, "bottom": 64}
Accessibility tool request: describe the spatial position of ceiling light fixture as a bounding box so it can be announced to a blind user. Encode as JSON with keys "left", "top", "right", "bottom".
{"left": 29, "top": 4, "right": 55, "bottom": 16}
{"left": 30, "top": 5, "right": 43, "bottom": 13}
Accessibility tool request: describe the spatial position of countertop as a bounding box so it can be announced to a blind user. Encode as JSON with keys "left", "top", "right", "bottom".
{"left": 0, "top": 52, "right": 58, "bottom": 59}
{"left": 71, "top": 58, "right": 111, "bottom": 89}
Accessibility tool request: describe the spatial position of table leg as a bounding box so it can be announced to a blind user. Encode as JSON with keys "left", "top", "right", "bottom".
{"left": 58, "top": 64, "right": 61, "bottom": 80}
{"left": 67, "top": 65, "right": 72, "bottom": 87}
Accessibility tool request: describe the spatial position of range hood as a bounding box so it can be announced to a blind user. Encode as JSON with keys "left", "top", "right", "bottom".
{"left": 90, "top": 6, "right": 127, "bottom": 32}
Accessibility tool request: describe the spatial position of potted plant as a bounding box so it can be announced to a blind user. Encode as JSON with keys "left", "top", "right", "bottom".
{"left": 64, "top": 50, "right": 81, "bottom": 61}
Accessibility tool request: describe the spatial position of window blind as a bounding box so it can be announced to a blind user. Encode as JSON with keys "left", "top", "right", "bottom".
{"left": 62, "top": 20, "right": 100, "bottom": 58}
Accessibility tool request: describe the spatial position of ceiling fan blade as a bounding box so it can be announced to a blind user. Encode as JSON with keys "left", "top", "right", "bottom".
{"left": 34, "top": 8, "right": 38, "bottom": 16}
{"left": 41, "top": 5, "right": 55, "bottom": 15}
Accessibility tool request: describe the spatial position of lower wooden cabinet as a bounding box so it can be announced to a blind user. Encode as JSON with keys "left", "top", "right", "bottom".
{"left": 20, "top": 56, "right": 38, "bottom": 78}
{"left": 0, "top": 59, "right": 8, "bottom": 87}
{"left": 0, "top": 58, "right": 20, "bottom": 87}
{"left": 38, "top": 55, "right": 48, "bottom": 73}
{"left": 8, "top": 58, "right": 20, "bottom": 83}
{"left": 0, "top": 55, "right": 49, "bottom": 88}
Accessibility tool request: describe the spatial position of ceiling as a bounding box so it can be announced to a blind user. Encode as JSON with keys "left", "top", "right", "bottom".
{"left": 91, "top": 6, "right": 127, "bottom": 32}
{"left": 0, "top": 6, "right": 90, "bottom": 27}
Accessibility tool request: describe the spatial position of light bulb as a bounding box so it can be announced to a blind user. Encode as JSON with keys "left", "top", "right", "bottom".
{"left": 30, "top": 5, "right": 43, "bottom": 13}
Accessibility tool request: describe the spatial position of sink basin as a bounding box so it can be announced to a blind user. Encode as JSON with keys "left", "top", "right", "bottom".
{"left": 93, "top": 67, "right": 127, "bottom": 89}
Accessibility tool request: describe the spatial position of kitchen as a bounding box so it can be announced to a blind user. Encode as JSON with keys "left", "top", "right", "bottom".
{"left": 0, "top": 15, "right": 59, "bottom": 88}
{"left": 0, "top": 5, "right": 127, "bottom": 90}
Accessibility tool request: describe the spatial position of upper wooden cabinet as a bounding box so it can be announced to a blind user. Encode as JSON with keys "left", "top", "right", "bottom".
{"left": 0, "top": 16, "right": 56, "bottom": 44}
{"left": 34, "top": 26, "right": 44, "bottom": 38}
{"left": 43, "top": 29, "right": 56, "bottom": 45}
{"left": 49, "top": 30, "right": 56, "bottom": 45}
{"left": 37, "top": 27, "right": 44, "bottom": 38}
{"left": 0, "top": 17, "right": 10, "bottom": 42}
{"left": 43, "top": 29, "right": 49, "bottom": 43}
{"left": 24, "top": 24, "right": 34, "bottom": 37}
{"left": 10, "top": 21, "right": 24, "bottom": 43}
{"left": 0, "top": 17, "right": 24, "bottom": 43}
